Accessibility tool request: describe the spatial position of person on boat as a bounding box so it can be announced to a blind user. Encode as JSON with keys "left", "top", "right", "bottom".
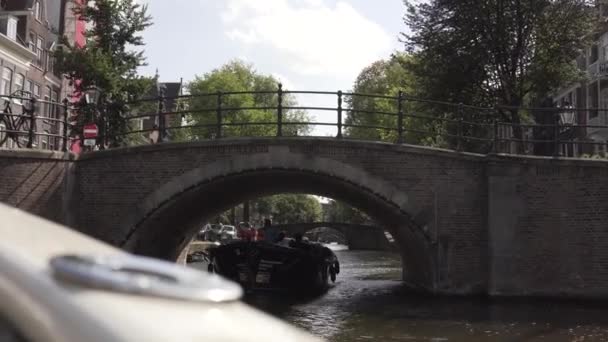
{"left": 274, "top": 231, "right": 291, "bottom": 247}
{"left": 237, "top": 222, "right": 255, "bottom": 241}
{"left": 262, "top": 218, "right": 278, "bottom": 243}
{"left": 289, "top": 233, "right": 310, "bottom": 250}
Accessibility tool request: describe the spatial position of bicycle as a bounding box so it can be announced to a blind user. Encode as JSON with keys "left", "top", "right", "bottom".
{"left": 0, "top": 90, "right": 35, "bottom": 148}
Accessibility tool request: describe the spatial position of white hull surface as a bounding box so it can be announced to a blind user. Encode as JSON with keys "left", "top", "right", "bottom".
{"left": 0, "top": 204, "right": 321, "bottom": 342}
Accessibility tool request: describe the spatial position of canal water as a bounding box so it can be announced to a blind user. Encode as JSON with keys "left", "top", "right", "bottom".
{"left": 193, "top": 248, "right": 608, "bottom": 341}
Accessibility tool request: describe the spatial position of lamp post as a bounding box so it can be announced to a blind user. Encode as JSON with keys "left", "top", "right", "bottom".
{"left": 83, "top": 86, "right": 102, "bottom": 151}
{"left": 557, "top": 103, "right": 576, "bottom": 157}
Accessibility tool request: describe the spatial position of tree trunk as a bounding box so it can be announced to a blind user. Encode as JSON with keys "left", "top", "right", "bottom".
{"left": 531, "top": 97, "right": 555, "bottom": 156}
{"left": 510, "top": 108, "right": 525, "bottom": 154}
{"left": 243, "top": 201, "right": 250, "bottom": 222}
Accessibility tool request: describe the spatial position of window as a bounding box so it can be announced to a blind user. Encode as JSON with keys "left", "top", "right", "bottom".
{"left": 34, "top": 1, "right": 41, "bottom": 21}
{"left": 591, "top": 44, "right": 599, "bottom": 65}
{"left": 36, "top": 38, "right": 43, "bottom": 68}
{"left": 44, "top": 86, "right": 51, "bottom": 118}
{"left": 6, "top": 16, "right": 17, "bottom": 41}
{"left": 23, "top": 80, "right": 32, "bottom": 97}
{"left": 15, "top": 74, "right": 24, "bottom": 92}
{"left": 590, "top": 82, "right": 599, "bottom": 119}
{"left": 51, "top": 90, "right": 58, "bottom": 118}
{"left": 41, "top": 132, "right": 48, "bottom": 150}
{"left": 1, "top": 67, "right": 12, "bottom": 96}
{"left": 46, "top": 53, "right": 54, "bottom": 73}
{"left": 28, "top": 32, "right": 36, "bottom": 52}
{"left": 14, "top": 74, "right": 24, "bottom": 103}
{"left": 0, "top": 122, "right": 5, "bottom": 147}
{"left": 33, "top": 84, "right": 40, "bottom": 99}
{"left": 601, "top": 88, "right": 608, "bottom": 122}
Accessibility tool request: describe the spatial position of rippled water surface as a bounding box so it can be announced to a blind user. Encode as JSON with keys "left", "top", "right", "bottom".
{"left": 192, "top": 248, "right": 608, "bottom": 341}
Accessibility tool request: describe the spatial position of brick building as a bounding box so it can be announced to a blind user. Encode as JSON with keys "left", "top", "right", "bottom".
{"left": 136, "top": 76, "right": 184, "bottom": 144}
{"left": 0, "top": 0, "right": 84, "bottom": 150}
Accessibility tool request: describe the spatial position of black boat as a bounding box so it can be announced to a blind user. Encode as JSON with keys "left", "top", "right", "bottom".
{"left": 207, "top": 240, "right": 340, "bottom": 294}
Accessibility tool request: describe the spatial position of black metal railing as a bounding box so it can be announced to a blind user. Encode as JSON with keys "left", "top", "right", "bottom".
{"left": 0, "top": 92, "right": 71, "bottom": 151}
{"left": 5, "top": 85, "right": 608, "bottom": 158}
{"left": 109, "top": 86, "right": 608, "bottom": 158}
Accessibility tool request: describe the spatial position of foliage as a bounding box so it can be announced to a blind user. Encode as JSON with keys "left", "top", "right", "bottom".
{"left": 344, "top": 53, "right": 448, "bottom": 147}
{"left": 216, "top": 194, "right": 322, "bottom": 225}
{"left": 54, "top": 0, "right": 154, "bottom": 147}
{"left": 323, "top": 199, "right": 371, "bottom": 225}
{"left": 268, "top": 194, "right": 322, "bottom": 224}
{"left": 581, "top": 152, "right": 608, "bottom": 159}
{"left": 402, "top": 0, "right": 595, "bottom": 148}
{"left": 186, "top": 60, "right": 311, "bottom": 139}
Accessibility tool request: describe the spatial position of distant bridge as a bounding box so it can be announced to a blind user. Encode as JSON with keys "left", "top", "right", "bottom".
{"left": 270, "top": 222, "right": 392, "bottom": 251}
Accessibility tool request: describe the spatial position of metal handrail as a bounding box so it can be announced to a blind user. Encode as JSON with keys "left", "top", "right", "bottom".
{"left": 92, "top": 88, "right": 608, "bottom": 157}
{"left": 4, "top": 87, "right": 608, "bottom": 158}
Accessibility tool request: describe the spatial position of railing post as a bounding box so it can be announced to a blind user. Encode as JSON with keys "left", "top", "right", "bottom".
{"left": 216, "top": 91, "right": 222, "bottom": 139}
{"left": 277, "top": 83, "right": 283, "bottom": 137}
{"left": 337, "top": 90, "right": 343, "bottom": 139}
{"left": 493, "top": 114, "right": 499, "bottom": 154}
{"left": 157, "top": 88, "right": 166, "bottom": 143}
{"left": 456, "top": 103, "right": 463, "bottom": 151}
{"left": 553, "top": 108, "right": 560, "bottom": 157}
{"left": 27, "top": 97, "right": 36, "bottom": 148}
{"left": 62, "top": 98, "right": 69, "bottom": 152}
{"left": 397, "top": 90, "right": 404, "bottom": 144}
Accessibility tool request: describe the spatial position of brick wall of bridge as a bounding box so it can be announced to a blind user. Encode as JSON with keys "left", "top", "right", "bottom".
{"left": 71, "top": 139, "right": 488, "bottom": 294}
{"left": 487, "top": 155, "right": 608, "bottom": 298}
{"left": 3, "top": 139, "right": 608, "bottom": 298}
{"left": 0, "top": 150, "right": 73, "bottom": 224}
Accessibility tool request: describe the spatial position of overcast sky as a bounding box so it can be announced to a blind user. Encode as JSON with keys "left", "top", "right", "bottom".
{"left": 137, "top": 0, "right": 407, "bottom": 135}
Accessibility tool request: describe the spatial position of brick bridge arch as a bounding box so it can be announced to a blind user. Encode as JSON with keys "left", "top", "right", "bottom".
{"left": 7, "top": 140, "right": 608, "bottom": 297}
{"left": 72, "top": 138, "right": 487, "bottom": 293}
{"left": 269, "top": 222, "right": 392, "bottom": 250}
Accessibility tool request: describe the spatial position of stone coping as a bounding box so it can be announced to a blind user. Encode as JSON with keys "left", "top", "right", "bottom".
{"left": 0, "top": 148, "right": 75, "bottom": 161}
{"left": 74, "top": 137, "right": 487, "bottom": 162}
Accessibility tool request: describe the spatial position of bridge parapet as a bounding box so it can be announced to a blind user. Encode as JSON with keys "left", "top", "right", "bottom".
{"left": 269, "top": 222, "right": 392, "bottom": 251}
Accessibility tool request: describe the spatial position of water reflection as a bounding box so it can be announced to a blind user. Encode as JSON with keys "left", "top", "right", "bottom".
{"left": 249, "top": 250, "right": 608, "bottom": 341}
{"left": 193, "top": 249, "right": 608, "bottom": 341}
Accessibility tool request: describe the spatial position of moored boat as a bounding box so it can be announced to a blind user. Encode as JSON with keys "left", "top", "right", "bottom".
{"left": 208, "top": 240, "right": 340, "bottom": 294}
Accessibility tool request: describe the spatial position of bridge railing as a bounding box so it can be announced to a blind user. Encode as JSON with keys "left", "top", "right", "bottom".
{"left": 4, "top": 85, "right": 608, "bottom": 158}
{"left": 0, "top": 92, "right": 71, "bottom": 151}
{"left": 106, "top": 85, "right": 606, "bottom": 157}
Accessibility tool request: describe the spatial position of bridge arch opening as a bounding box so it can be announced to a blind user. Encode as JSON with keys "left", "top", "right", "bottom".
{"left": 119, "top": 165, "right": 435, "bottom": 291}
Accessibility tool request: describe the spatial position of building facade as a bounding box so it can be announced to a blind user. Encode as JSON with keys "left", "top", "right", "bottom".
{"left": 554, "top": 2, "right": 608, "bottom": 157}
{"left": 0, "top": 0, "right": 82, "bottom": 151}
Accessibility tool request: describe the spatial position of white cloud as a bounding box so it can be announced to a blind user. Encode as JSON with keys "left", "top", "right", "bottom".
{"left": 222, "top": 0, "right": 392, "bottom": 78}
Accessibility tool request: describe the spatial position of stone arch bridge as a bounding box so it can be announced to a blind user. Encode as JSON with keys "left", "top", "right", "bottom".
{"left": 2, "top": 137, "right": 608, "bottom": 298}
{"left": 270, "top": 222, "right": 392, "bottom": 250}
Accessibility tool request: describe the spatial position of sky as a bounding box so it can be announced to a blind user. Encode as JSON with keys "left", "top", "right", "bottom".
{"left": 137, "top": 0, "right": 407, "bottom": 135}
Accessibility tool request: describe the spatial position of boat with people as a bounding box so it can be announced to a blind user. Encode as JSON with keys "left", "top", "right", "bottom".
{"left": 206, "top": 232, "right": 340, "bottom": 294}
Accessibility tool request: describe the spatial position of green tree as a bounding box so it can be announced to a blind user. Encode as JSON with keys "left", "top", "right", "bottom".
{"left": 270, "top": 194, "right": 322, "bottom": 224}
{"left": 187, "top": 60, "right": 311, "bottom": 139}
{"left": 323, "top": 199, "right": 371, "bottom": 224}
{"left": 345, "top": 53, "right": 443, "bottom": 146}
{"left": 54, "top": 0, "right": 153, "bottom": 147}
{"left": 403, "top": 0, "right": 595, "bottom": 150}
{"left": 217, "top": 194, "right": 323, "bottom": 226}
